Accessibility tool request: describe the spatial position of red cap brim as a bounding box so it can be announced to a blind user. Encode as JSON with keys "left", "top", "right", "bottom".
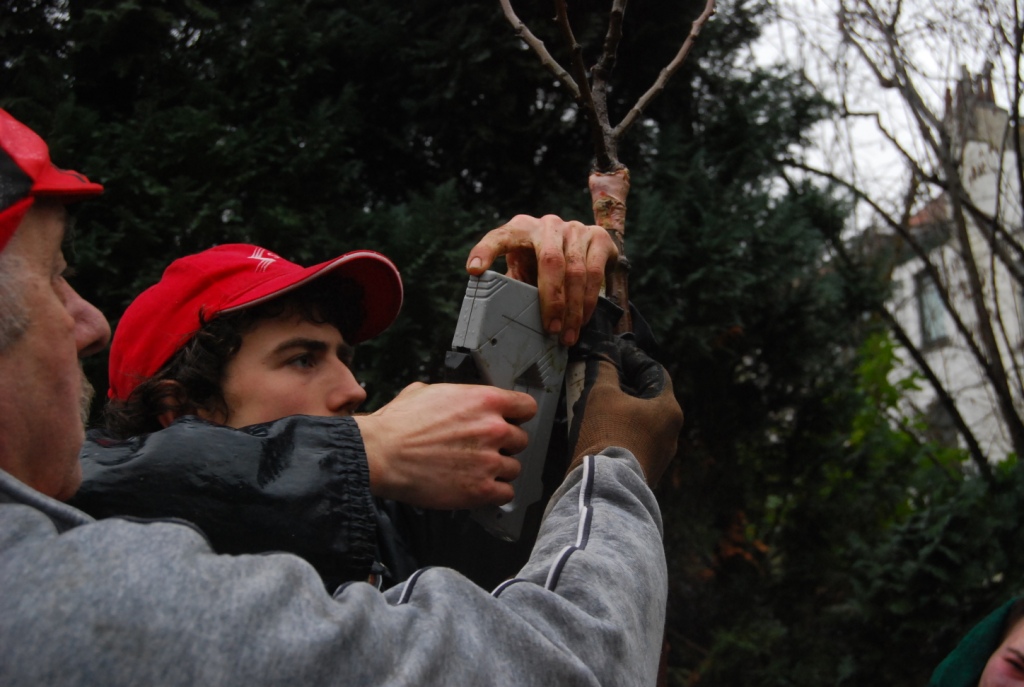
{"left": 31, "top": 164, "right": 104, "bottom": 200}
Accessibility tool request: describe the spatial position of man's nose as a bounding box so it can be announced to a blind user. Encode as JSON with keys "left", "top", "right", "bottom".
{"left": 327, "top": 361, "right": 367, "bottom": 415}
{"left": 68, "top": 287, "right": 110, "bottom": 358}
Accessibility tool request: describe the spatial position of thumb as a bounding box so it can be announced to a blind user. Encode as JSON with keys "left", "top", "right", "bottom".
{"left": 465, "top": 241, "right": 500, "bottom": 275}
{"left": 616, "top": 337, "right": 668, "bottom": 399}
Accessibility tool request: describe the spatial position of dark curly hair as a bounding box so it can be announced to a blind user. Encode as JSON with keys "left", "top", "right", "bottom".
{"left": 102, "top": 278, "right": 364, "bottom": 439}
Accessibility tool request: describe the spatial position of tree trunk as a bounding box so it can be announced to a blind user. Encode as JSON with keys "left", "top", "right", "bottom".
{"left": 589, "top": 168, "right": 633, "bottom": 333}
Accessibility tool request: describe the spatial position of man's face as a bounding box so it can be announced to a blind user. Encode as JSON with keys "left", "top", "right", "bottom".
{"left": 207, "top": 312, "right": 367, "bottom": 429}
{"left": 981, "top": 619, "right": 1024, "bottom": 687}
{"left": 0, "top": 201, "right": 110, "bottom": 499}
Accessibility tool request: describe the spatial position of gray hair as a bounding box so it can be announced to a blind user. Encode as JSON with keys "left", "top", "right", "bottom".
{"left": 0, "top": 251, "right": 29, "bottom": 352}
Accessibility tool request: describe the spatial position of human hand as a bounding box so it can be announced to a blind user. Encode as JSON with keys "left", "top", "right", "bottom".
{"left": 466, "top": 214, "right": 618, "bottom": 347}
{"left": 353, "top": 383, "right": 537, "bottom": 509}
{"left": 567, "top": 335, "right": 683, "bottom": 486}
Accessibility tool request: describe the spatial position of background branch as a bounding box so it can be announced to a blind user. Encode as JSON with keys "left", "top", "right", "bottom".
{"left": 613, "top": 0, "right": 717, "bottom": 138}
{"left": 498, "top": 0, "right": 581, "bottom": 99}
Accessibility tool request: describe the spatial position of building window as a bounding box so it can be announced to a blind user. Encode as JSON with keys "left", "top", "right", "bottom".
{"left": 916, "top": 272, "right": 948, "bottom": 347}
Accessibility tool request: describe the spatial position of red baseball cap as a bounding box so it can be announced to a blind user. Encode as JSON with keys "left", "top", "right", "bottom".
{"left": 0, "top": 109, "right": 104, "bottom": 252}
{"left": 108, "top": 244, "right": 404, "bottom": 401}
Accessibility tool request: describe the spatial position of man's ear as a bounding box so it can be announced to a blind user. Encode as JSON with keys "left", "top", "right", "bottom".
{"left": 154, "top": 380, "right": 190, "bottom": 428}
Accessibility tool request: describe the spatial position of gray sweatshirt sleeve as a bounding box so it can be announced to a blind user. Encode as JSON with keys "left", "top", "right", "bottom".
{"left": 0, "top": 448, "right": 667, "bottom": 687}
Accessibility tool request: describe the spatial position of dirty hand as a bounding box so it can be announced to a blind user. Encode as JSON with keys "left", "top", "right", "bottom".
{"left": 466, "top": 214, "right": 618, "bottom": 347}
{"left": 567, "top": 335, "right": 683, "bottom": 486}
{"left": 354, "top": 382, "right": 537, "bottom": 509}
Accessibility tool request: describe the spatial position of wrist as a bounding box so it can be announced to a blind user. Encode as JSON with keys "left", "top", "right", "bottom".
{"left": 352, "top": 415, "right": 389, "bottom": 498}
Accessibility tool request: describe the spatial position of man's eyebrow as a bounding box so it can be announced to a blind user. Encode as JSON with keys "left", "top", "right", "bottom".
{"left": 268, "top": 336, "right": 355, "bottom": 365}
{"left": 270, "top": 338, "right": 329, "bottom": 356}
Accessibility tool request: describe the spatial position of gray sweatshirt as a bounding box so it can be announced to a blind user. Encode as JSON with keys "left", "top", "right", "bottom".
{"left": 0, "top": 447, "right": 666, "bottom": 686}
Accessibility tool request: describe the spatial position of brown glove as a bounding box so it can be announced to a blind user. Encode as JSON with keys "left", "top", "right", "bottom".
{"left": 567, "top": 334, "right": 684, "bottom": 486}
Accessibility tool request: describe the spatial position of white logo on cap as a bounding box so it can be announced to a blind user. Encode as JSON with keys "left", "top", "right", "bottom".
{"left": 247, "top": 247, "right": 277, "bottom": 272}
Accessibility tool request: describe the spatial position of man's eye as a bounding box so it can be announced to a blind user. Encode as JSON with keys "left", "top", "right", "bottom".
{"left": 288, "top": 354, "right": 316, "bottom": 369}
{"left": 55, "top": 264, "right": 76, "bottom": 282}
{"left": 51, "top": 263, "right": 73, "bottom": 296}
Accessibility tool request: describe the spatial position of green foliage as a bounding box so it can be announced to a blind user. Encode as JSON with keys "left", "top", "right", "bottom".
{"left": 3, "top": 1, "right": 1019, "bottom": 684}
{"left": 671, "top": 328, "right": 1024, "bottom": 686}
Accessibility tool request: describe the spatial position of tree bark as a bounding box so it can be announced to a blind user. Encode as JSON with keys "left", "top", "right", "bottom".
{"left": 589, "top": 168, "right": 632, "bottom": 332}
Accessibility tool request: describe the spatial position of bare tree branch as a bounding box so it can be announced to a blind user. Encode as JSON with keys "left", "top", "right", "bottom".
{"left": 839, "top": 103, "right": 1024, "bottom": 278}
{"left": 785, "top": 158, "right": 1015, "bottom": 420}
{"left": 963, "top": 200, "right": 1024, "bottom": 286}
{"left": 988, "top": 244, "right": 1024, "bottom": 401}
{"left": 613, "top": 0, "right": 716, "bottom": 138}
{"left": 841, "top": 106, "right": 1024, "bottom": 288}
{"left": 552, "top": 0, "right": 611, "bottom": 170}
{"left": 882, "top": 306, "right": 993, "bottom": 480}
{"left": 839, "top": 108, "right": 1024, "bottom": 277}
{"left": 589, "top": 0, "right": 628, "bottom": 170}
{"left": 1015, "top": 12, "right": 1024, "bottom": 218}
{"left": 498, "top": 0, "right": 581, "bottom": 99}
{"left": 786, "top": 164, "right": 995, "bottom": 475}
{"left": 594, "top": 0, "right": 628, "bottom": 82}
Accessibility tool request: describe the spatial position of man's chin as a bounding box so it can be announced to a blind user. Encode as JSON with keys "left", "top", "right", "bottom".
{"left": 52, "top": 460, "right": 84, "bottom": 502}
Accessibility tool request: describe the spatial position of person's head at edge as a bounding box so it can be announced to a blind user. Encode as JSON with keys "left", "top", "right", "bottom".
{"left": 101, "top": 243, "right": 403, "bottom": 438}
{"left": 0, "top": 109, "right": 112, "bottom": 500}
{"left": 980, "top": 599, "right": 1024, "bottom": 687}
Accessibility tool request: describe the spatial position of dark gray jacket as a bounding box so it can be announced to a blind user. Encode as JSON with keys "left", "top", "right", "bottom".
{"left": 72, "top": 416, "right": 391, "bottom": 588}
{"left": 70, "top": 416, "right": 539, "bottom": 589}
{"left": 0, "top": 448, "right": 667, "bottom": 686}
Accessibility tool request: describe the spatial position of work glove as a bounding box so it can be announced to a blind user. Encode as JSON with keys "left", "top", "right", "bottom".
{"left": 567, "top": 301, "right": 683, "bottom": 486}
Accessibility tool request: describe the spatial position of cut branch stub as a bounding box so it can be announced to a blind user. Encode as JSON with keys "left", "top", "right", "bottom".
{"left": 589, "top": 167, "right": 632, "bottom": 332}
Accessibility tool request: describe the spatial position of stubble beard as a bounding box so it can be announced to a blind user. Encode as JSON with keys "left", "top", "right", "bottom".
{"left": 80, "top": 366, "right": 95, "bottom": 427}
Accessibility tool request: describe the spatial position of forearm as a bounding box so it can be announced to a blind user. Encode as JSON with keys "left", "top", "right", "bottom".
{"left": 375, "top": 447, "right": 667, "bottom": 685}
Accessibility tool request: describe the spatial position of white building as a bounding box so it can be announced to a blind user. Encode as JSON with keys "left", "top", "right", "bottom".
{"left": 886, "top": 68, "right": 1024, "bottom": 460}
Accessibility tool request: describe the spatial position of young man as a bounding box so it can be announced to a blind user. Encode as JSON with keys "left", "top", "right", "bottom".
{"left": 0, "top": 107, "right": 684, "bottom": 686}
{"left": 73, "top": 238, "right": 604, "bottom": 587}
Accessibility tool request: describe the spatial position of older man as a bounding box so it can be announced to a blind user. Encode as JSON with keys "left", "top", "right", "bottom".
{"left": 0, "top": 108, "right": 683, "bottom": 687}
